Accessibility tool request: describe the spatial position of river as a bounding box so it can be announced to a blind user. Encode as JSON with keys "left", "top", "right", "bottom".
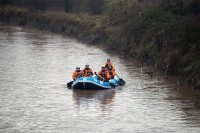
{"left": 0, "top": 23, "right": 200, "bottom": 133}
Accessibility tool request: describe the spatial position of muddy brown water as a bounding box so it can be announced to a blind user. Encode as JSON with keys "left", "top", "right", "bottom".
{"left": 0, "top": 23, "right": 200, "bottom": 133}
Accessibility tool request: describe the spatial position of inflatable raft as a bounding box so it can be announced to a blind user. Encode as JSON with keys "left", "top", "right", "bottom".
{"left": 72, "top": 76, "right": 121, "bottom": 90}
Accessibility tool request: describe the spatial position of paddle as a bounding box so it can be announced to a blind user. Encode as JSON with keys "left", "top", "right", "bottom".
{"left": 67, "top": 81, "right": 74, "bottom": 88}
{"left": 115, "top": 73, "right": 126, "bottom": 86}
{"left": 94, "top": 72, "right": 104, "bottom": 81}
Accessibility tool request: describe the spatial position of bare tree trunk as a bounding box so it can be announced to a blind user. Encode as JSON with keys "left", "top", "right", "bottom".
{"left": 64, "top": 0, "right": 73, "bottom": 13}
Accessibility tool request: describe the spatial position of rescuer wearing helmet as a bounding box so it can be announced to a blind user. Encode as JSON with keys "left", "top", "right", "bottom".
{"left": 104, "top": 58, "right": 115, "bottom": 71}
{"left": 107, "top": 64, "right": 115, "bottom": 79}
{"left": 97, "top": 66, "right": 109, "bottom": 82}
{"left": 81, "top": 64, "right": 94, "bottom": 77}
{"left": 72, "top": 67, "right": 82, "bottom": 81}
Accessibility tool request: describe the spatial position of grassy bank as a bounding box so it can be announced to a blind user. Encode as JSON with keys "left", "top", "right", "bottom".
{"left": 0, "top": 3, "right": 199, "bottom": 88}
{"left": 115, "top": 2, "right": 200, "bottom": 88}
{"left": 0, "top": 6, "right": 111, "bottom": 43}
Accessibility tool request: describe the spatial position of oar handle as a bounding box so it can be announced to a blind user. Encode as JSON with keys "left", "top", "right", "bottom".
{"left": 94, "top": 72, "right": 104, "bottom": 80}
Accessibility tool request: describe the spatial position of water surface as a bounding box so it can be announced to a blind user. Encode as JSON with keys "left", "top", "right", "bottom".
{"left": 0, "top": 24, "right": 200, "bottom": 133}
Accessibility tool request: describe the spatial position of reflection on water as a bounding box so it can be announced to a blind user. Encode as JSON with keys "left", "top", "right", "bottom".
{"left": 73, "top": 89, "right": 115, "bottom": 105}
{"left": 0, "top": 23, "right": 200, "bottom": 133}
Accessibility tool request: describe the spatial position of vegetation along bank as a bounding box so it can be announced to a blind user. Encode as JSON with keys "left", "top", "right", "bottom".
{"left": 0, "top": 0, "right": 199, "bottom": 88}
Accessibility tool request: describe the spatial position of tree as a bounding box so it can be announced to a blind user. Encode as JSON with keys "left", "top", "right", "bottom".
{"left": 88, "top": 0, "right": 104, "bottom": 14}
{"left": 0, "top": 0, "right": 12, "bottom": 9}
{"left": 189, "top": 0, "right": 200, "bottom": 15}
{"left": 64, "top": 0, "right": 73, "bottom": 13}
{"left": 35, "top": 0, "right": 46, "bottom": 13}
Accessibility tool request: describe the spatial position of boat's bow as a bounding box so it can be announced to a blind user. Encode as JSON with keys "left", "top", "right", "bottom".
{"left": 72, "top": 76, "right": 118, "bottom": 90}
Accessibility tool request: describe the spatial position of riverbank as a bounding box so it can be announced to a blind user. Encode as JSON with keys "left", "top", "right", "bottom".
{"left": 0, "top": 6, "right": 110, "bottom": 43}
{"left": 0, "top": 5, "right": 199, "bottom": 88}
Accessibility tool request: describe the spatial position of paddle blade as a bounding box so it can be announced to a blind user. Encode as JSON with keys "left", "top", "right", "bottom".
{"left": 67, "top": 81, "right": 73, "bottom": 88}
{"left": 117, "top": 80, "right": 123, "bottom": 86}
{"left": 119, "top": 78, "right": 126, "bottom": 85}
{"left": 117, "top": 78, "right": 126, "bottom": 86}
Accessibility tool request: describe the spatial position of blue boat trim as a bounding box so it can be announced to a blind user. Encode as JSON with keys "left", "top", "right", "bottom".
{"left": 73, "top": 80, "right": 111, "bottom": 89}
{"left": 72, "top": 76, "right": 120, "bottom": 90}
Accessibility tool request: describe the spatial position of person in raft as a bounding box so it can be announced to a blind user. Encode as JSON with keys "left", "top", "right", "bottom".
{"left": 107, "top": 65, "right": 116, "bottom": 79}
{"left": 104, "top": 58, "right": 115, "bottom": 71}
{"left": 72, "top": 67, "right": 82, "bottom": 81}
{"left": 81, "top": 64, "right": 94, "bottom": 77}
{"left": 97, "top": 66, "right": 109, "bottom": 82}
